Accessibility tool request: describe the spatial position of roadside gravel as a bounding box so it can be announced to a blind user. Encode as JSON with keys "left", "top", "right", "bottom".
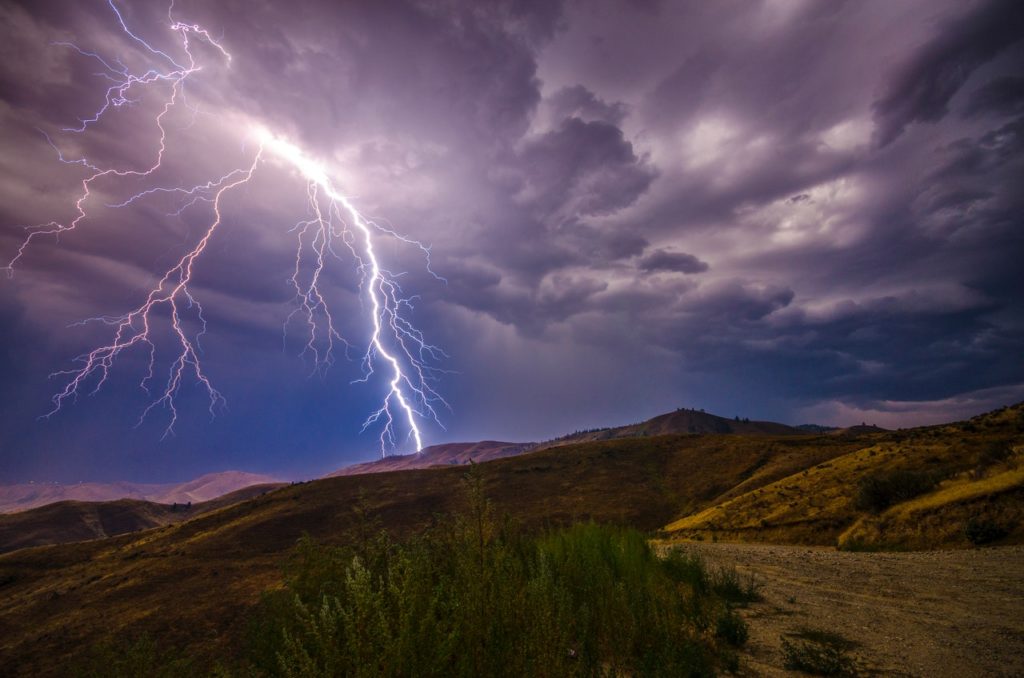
{"left": 674, "top": 542, "right": 1024, "bottom": 677}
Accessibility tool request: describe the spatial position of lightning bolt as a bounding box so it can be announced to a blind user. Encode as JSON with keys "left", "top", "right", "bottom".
{"left": 4, "top": 0, "right": 447, "bottom": 455}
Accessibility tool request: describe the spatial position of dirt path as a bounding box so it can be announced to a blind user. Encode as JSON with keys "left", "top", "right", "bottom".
{"left": 675, "top": 542, "right": 1024, "bottom": 677}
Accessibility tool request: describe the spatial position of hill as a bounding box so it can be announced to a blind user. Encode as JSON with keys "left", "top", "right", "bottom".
{"left": 0, "top": 404, "right": 1020, "bottom": 674}
{"left": 330, "top": 408, "right": 805, "bottom": 476}
{"left": 0, "top": 471, "right": 282, "bottom": 514}
{"left": 331, "top": 441, "right": 534, "bottom": 476}
{"left": 664, "top": 403, "right": 1024, "bottom": 549}
{"left": 538, "top": 407, "right": 803, "bottom": 449}
{"left": 0, "top": 484, "right": 284, "bottom": 554}
{"left": 0, "top": 431, "right": 864, "bottom": 674}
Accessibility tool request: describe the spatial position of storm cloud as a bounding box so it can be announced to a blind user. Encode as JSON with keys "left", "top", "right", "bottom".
{"left": 0, "top": 0, "right": 1021, "bottom": 482}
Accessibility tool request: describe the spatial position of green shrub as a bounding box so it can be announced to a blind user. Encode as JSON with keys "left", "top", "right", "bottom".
{"left": 781, "top": 637, "right": 855, "bottom": 675}
{"left": 244, "top": 470, "right": 730, "bottom": 677}
{"left": 854, "top": 469, "right": 939, "bottom": 513}
{"left": 715, "top": 607, "right": 748, "bottom": 647}
{"left": 710, "top": 566, "right": 762, "bottom": 605}
{"left": 965, "top": 518, "right": 1009, "bottom": 546}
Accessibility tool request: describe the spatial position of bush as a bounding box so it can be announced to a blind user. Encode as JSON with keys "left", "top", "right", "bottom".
{"left": 710, "top": 566, "right": 762, "bottom": 605}
{"left": 965, "top": 518, "right": 1009, "bottom": 546}
{"left": 781, "top": 637, "right": 855, "bottom": 676}
{"left": 715, "top": 607, "right": 748, "bottom": 647}
{"left": 854, "top": 469, "right": 939, "bottom": 513}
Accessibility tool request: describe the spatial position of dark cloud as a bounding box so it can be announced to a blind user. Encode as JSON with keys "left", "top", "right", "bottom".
{"left": 546, "top": 85, "right": 628, "bottom": 125}
{"left": 637, "top": 249, "right": 708, "bottom": 274}
{"left": 515, "top": 116, "right": 655, "bottom": 222}
{"left": 872, "top": 0, "right": 1024, "bottom": 146}
{"left": 963, "top": 76, "right": 1024, "bottom": 118}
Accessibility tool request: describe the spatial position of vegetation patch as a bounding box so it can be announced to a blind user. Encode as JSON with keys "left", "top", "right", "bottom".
{"left": 239, "top": 470, "right": 741, "bottom": 677}
{"left": 715, "top": 606, "right": 749, "bottom": 647}
{"left": 709, "top": 565, "right": 763, "bottom": 605}
{"left": 781, "top": 627, "right": 857, "bottom": 676}
{"left": 965, "top": 518, "right": 1010, "bottom": 546}
{"left": 854, "top": 469, "right": 940, "bottom": 513}
{"left": 72, "top": 634, "right": 194, "bottom": 678}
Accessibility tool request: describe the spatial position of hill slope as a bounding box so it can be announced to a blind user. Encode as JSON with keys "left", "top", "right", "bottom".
{"left": 0, "top": 431, "right": 862, "bottom": 675}
{"left": 0, "top": 484, "right": 284, "bottom": 554}
{"left": 331, "top": 441, "right": 534, "bottom": 476}
{"left": 538, "top": 408, "right": 803, "bottom": 449}
{"left": 665, "top": 403, "right": 1024, "bottom": 549}
{"left": 0, "top": 404, "right": 1020, "bottom": 674}
{"left": 0, "top": 471, "right": 282, "bottom": 514}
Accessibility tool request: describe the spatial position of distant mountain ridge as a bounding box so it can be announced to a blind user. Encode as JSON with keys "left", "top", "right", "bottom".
{"left": 0, "top": 471, "right": 281, "bottom": 514}
{"left": 331, "top": 407, "right": 808, "bottom": 476}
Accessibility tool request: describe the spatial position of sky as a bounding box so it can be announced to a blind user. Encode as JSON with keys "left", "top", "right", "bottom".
{"left": 1, "top": 0, "right": 1022, "bottom": 483}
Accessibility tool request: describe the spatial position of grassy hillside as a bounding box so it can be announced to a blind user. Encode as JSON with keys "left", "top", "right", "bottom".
{"left": 0, "top": 484, "right": 284, "bottom": 554}
{"left": 0, "top": 432, "right": 859, "bottom": 675}
{"left": 665, "top": 404, "right": 1024, "bottom": 549}
{"left": 0, "top": 471, "right": 282, "bottom": 514}
{"left": 1, "top": 404, "right": 1020, "bottom": 674}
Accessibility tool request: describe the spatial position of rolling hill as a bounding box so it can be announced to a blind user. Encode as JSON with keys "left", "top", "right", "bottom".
{"left": 536, "top": 407, "right": 804, "bottom": 449}
{"left": 0, "top": 471, "right": 282, "bottom": 514}
{"left": 664, "top": 404, "right": 1023, "bottom": 549}
{"left": 331, "top": 407, "right": 808, "bottom": 477}
{"left": 0, "top": 484, "right": 284, "bottom": 554}
{"left": 0, "top": 403, "right": 1019, "bottom": 674}
{"left": 0, "top": 431, "right": 864, "bottom": 675}
{"left": 330, "top": 441, "right": 534, "bottom": 476}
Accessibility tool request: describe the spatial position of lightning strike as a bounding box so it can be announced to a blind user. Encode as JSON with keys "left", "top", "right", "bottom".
{"left": 4, "top": 0, "right": 447, "bottom": 455}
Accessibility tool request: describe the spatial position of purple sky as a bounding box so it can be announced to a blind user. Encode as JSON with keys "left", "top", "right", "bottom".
{"left": 1, "top": 0, "right": 1022, "bottom": 483}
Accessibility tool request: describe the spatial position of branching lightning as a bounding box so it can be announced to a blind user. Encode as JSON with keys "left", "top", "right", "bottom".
{"left": 4, "top": 0, "right": 447, "bottom": 455}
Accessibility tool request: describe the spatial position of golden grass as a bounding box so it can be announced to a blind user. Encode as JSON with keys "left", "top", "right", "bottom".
{"left": 665, "top": 404, "right": 1024, "bottom": 549}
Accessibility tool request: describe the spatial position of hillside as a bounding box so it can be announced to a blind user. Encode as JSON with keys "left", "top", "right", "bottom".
{"left": 0, "top": 431, "right": 863, "bottom": 675}
{"left": 538, "top": 407, "right": 803, "bottom": 449}
{"left": 331, "top": 408, "right": 805, "bottom": 476}
{"left": 665, "top": 403, "right": 1024, "bottom": 549}
{"left": 0, "top": 405, "right": 1020, "bottom": 674}
{"left": 331, "top": 441, "right": 534, "bottom": 476}
{"left": 0, "top": 484, "right": 284, "bottom": 554}
{"left": 0, "top": 471, "right": 282, "bottom": 514}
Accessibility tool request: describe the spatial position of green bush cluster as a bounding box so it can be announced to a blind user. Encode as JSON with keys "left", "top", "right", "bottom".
{"left": 781, "top": 638, "right": 854, "bottom": 676}
{"left": 245, "top": 470, "right": 734, "bottom": 677}
{"left": 853, "top": 469, "right": 939, "bottom": 513}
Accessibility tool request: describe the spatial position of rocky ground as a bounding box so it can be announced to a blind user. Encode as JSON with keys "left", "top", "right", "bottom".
{"left": 675, "top": 542, "right": 1024, "bottom": 677}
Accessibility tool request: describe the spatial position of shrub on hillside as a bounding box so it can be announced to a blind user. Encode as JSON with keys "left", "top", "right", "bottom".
{"left": 965, "top": 518, "right": 1009, "bottom": 546}
{"left": 853, "top": 469, "right": 939, "bottom": 513}
{"left": 244, "top": 469, "right": 737, "bottom": 677}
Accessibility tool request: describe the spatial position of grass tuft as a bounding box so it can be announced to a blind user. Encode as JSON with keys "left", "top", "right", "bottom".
{"left": 781, "top": 627, "right": 857, "bottom": 676}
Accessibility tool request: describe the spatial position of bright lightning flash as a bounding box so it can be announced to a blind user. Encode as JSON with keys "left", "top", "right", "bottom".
{"left": 4, "top": 1, "right": 447, "bottom": 455}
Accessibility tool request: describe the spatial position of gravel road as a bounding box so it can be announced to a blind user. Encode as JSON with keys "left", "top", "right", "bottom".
{"left": 676, "top": 542, "right": 1024, "bottom": 677}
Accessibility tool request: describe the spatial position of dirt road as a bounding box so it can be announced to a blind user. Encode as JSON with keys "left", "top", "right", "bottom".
{"left": 676, "top": 542, "right": 1024, "bottom": 677}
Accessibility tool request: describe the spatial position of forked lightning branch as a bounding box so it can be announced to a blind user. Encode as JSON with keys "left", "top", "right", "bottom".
{"left": 3, "top": 0, "right": 447, "bottom": 455}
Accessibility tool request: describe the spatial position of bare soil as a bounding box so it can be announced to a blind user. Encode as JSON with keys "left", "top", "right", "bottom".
{"left": 679, "top": 542, "right": 1024, "bottom": 677}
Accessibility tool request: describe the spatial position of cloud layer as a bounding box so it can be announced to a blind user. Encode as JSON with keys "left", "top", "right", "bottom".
{"left": 1, "top": 0, "right": 1021, "bottom": 481}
